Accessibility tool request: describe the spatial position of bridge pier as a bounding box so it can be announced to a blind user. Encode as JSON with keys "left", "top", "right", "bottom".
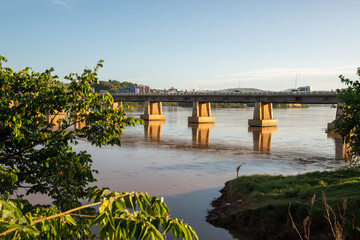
{"left": 188, "top": 102, "right": 215, "bottom": 123}
{"left": 74, "top": 111, "right": 91, "bottom": 130}
{"left": 46, "top": 111, "right": 66, "bottom": 130}
{"left": 327, "top": 103, "right": 344, "bottom": 131}
{"left": 248, "top": 102, "right": 278, "bottom": 127}
{"left": 140, "top": 101, "right": 166, "bottom": 121}
{"left": 111, "top": 101, "right": 123, "bottom": 110}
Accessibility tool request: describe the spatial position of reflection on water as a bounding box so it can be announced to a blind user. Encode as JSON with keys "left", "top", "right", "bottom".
{"left": 29, "top": 106, "right": 347, "bottom": 240}
{"left": 189, "top": 123, "right": 215, "bottom": 147}
{"left": 165, "top": 188, "right": 251, "bottom": 240}
{"left": 144, "top": 121, "right": 166, "bottom": 142}
{"left": 327, "top": 133, "right": 348, "bottom": 160}
{"left": 113, "top": 106, "right": 345, "bottom": 239}
{"left": 248, "top": 127, "right": 277, "bottom": 152}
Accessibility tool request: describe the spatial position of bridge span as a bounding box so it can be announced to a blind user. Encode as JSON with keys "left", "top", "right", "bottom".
{"left": 113, "top": 91, "right": 339, "bottom": 104}
{"left": 111, "top": 91, "right": 341, "bottom": 128}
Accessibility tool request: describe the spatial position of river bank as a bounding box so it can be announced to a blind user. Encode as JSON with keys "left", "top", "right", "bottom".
{"left": 207, "top": 167, "right": 360, "bottom": 240}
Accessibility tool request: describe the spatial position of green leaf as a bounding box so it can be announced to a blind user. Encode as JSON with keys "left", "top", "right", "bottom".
{"left": 64, "top": 215, "right": 76, "bottom": 226}
{"left": 93, "top": 212, "right": 107, "bottom": 224}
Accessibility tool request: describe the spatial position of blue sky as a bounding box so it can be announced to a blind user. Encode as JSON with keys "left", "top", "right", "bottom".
{"left": 1, "top": 0, "right": 360, "bottom": 91}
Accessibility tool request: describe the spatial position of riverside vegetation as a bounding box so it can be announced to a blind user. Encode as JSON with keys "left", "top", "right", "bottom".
{"left": 207, "top": 68, "right": 360, "bottom": 240}
{"left": 0, "top": 55, "right": 197, "bottom": 239}
{"left": 207, "top": 168, "right": 360, "bottom": 239}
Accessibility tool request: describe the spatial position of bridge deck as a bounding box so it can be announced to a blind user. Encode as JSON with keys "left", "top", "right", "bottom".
{"left": 112, "top": 91, "right": 340, "bottom": 104}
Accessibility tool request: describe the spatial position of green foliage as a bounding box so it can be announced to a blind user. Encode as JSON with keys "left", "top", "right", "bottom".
{"left": 211, "top": 102, "right": 249, "bottom": 108}
{"left": 236, "top": 163, "right": 245, "bottom": 178}
{"left": 92, "top": 80, "right": 138, "bottom": 93}
{"left": 0, "top": 189, "right": 198, "bottom": 239}
{"left": 228, "top": 167, "right": 360, "bottom": 205}
{"left": 0, "top": 55, "right": 197, "bottom": 239}
{"left": 273, "top": 103, "right": 309, "bottom": 108}
{"left": 210, "top": 168, "right": 360, "bottom": 239}
{"left": 0, "top": 55, "right": 142, "bottom": 209}
{"left": 336, "top": 67, "right": 360, "bottom": 165}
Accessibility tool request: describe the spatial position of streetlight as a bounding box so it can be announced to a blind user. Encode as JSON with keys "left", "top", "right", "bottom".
{"left": 294, "top": 73, "right": 301, "bottom": 89}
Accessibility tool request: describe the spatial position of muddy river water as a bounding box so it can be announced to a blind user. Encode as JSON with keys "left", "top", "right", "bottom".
{"left": 27, "top": 105, "right": 346, "bottom": 239}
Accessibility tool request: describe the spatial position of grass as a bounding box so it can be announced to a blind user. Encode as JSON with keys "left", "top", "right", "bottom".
{"left": 223, "top": 167, "right": 360, "bottom": 239}
{"left": 228, "top": 168, "right": 360, "bottom": 204}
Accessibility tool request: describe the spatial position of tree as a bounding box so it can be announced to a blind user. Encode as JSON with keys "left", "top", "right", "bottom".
{"left": 92, "top": 80, "right": 138, "bottom": 93}
{"left": 0, "top": 55, "right": 135, "bottom": 209}
{"left": 335, "top": 67, "right": 360, "bottom": 165}
{"left": 0, "top": 56, "right": 198, "bottom": 239}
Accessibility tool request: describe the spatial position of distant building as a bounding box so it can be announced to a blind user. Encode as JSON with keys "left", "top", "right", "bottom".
{"left": 99, "top": 90, "right": 110, "bottom": 95}
{"left": 118, "top": 88, "right": 139, "bottom": 94}
{"left": 167, "top": 87, "right": 177, "bottom": 94}
{"left": 139, "top": 85, "right": 151, "bottom": 93}
{"left": 152, "top": 89, "right": 162, "bottom": 94}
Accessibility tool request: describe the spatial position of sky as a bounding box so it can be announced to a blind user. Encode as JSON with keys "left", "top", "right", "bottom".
{"left": 1, "top": 0, "right": 360, "bottom": 91}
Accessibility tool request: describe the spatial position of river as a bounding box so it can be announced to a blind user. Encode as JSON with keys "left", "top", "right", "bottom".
{"left": 27, "top": 105, "right": 345, "bottom": 239}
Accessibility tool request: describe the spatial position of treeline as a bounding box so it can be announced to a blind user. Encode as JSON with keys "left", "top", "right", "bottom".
{"left": 162, "top": 102, "right": 309, "bottom": 108}
{"left": 92, "top": 80, "right": 138, "bottom": 93}
{"left": 211, "top": 103, "right": 309, "bottom": 108}
{"left": 211, "top": 103, "right": 250, "bottom": 108}
{"left": 274, "top": 103, "right": 309, "bottom": 108}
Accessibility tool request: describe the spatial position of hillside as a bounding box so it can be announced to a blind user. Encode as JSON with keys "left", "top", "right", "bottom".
{"left": 219, "top": 88, "right": 264, "bottom": 93}
{"left": 92, "top": 80, "right": 138, "bottom": 93}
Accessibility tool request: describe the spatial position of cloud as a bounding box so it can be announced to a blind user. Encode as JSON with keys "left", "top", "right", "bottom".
{"left": 225, "top": 65, "right": 358, "bottom": 82}
{"left": 177, "top": 65, "right": 360, "bottom": 91}
{"left": 52, "top": 0, "right": 70, "bottom": 8}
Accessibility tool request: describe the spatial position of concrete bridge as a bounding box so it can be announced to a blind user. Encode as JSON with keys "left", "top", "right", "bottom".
{"left": 112, "top": 91, "right": 340, "bottom": 127}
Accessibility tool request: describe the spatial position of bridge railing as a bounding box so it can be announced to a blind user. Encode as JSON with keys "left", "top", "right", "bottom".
{"left": 112, "top": 91, "right": 336, "bottom": 96}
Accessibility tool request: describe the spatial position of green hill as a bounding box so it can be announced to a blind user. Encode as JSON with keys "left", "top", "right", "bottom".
{"left": 218, "top": 88, "right": 264, "bottom": 93}
{"left": 92, "top": 80, "right": 138, "bottom": 93}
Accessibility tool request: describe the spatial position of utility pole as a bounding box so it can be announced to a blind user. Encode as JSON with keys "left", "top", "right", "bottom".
{"left": 294, "top": 73, "right": 300, "bottom": 89}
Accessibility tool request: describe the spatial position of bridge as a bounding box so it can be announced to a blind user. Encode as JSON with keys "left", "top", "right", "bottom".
{"left": 112, "top": 91, "right": 339, "bottom": 104}
{"left": 111, "top": 91, "right": 341, "bottom": 128}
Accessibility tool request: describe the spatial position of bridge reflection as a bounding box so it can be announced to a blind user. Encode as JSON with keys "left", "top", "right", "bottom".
{"left": 188, "top": 123, "right": 215, "bottom": 147}
{"left": 140, "top": 122, "right": 342, "bottom": 160}
{"left": 327, "top": 133, "right": 348, "bottom": 160}
{"left": 143, "top": 121, "right": 166, "bottom": 142}
{"left": 248, "top": 127, "right": 278, "bottom": 152}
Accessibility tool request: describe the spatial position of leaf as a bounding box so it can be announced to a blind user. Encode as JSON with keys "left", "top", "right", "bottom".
{"left": 64, "top": 215, "right": 76, "bottom": 226}
{"left": 107, "top": 213, "right": 115, "bottom": 231}
{"left": 128, "top": 220, "right": 137, "bottom": 238}
{"left": 115, "top": 199, "right": 125, "bottom": 211}
{"left": 0, "top": 59, "right": 198, "bottom": 240}
{"left": 2, "top": 210, "right": 15, "bottom": 220}
{"left": 4, "top": 224, "right": 22, "bottom": 229}
{"left": 93, "top": 212, "right": 107, "bottom": 224}
{"left": 99, "top": 199, "right": 109, "bottom": 213}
